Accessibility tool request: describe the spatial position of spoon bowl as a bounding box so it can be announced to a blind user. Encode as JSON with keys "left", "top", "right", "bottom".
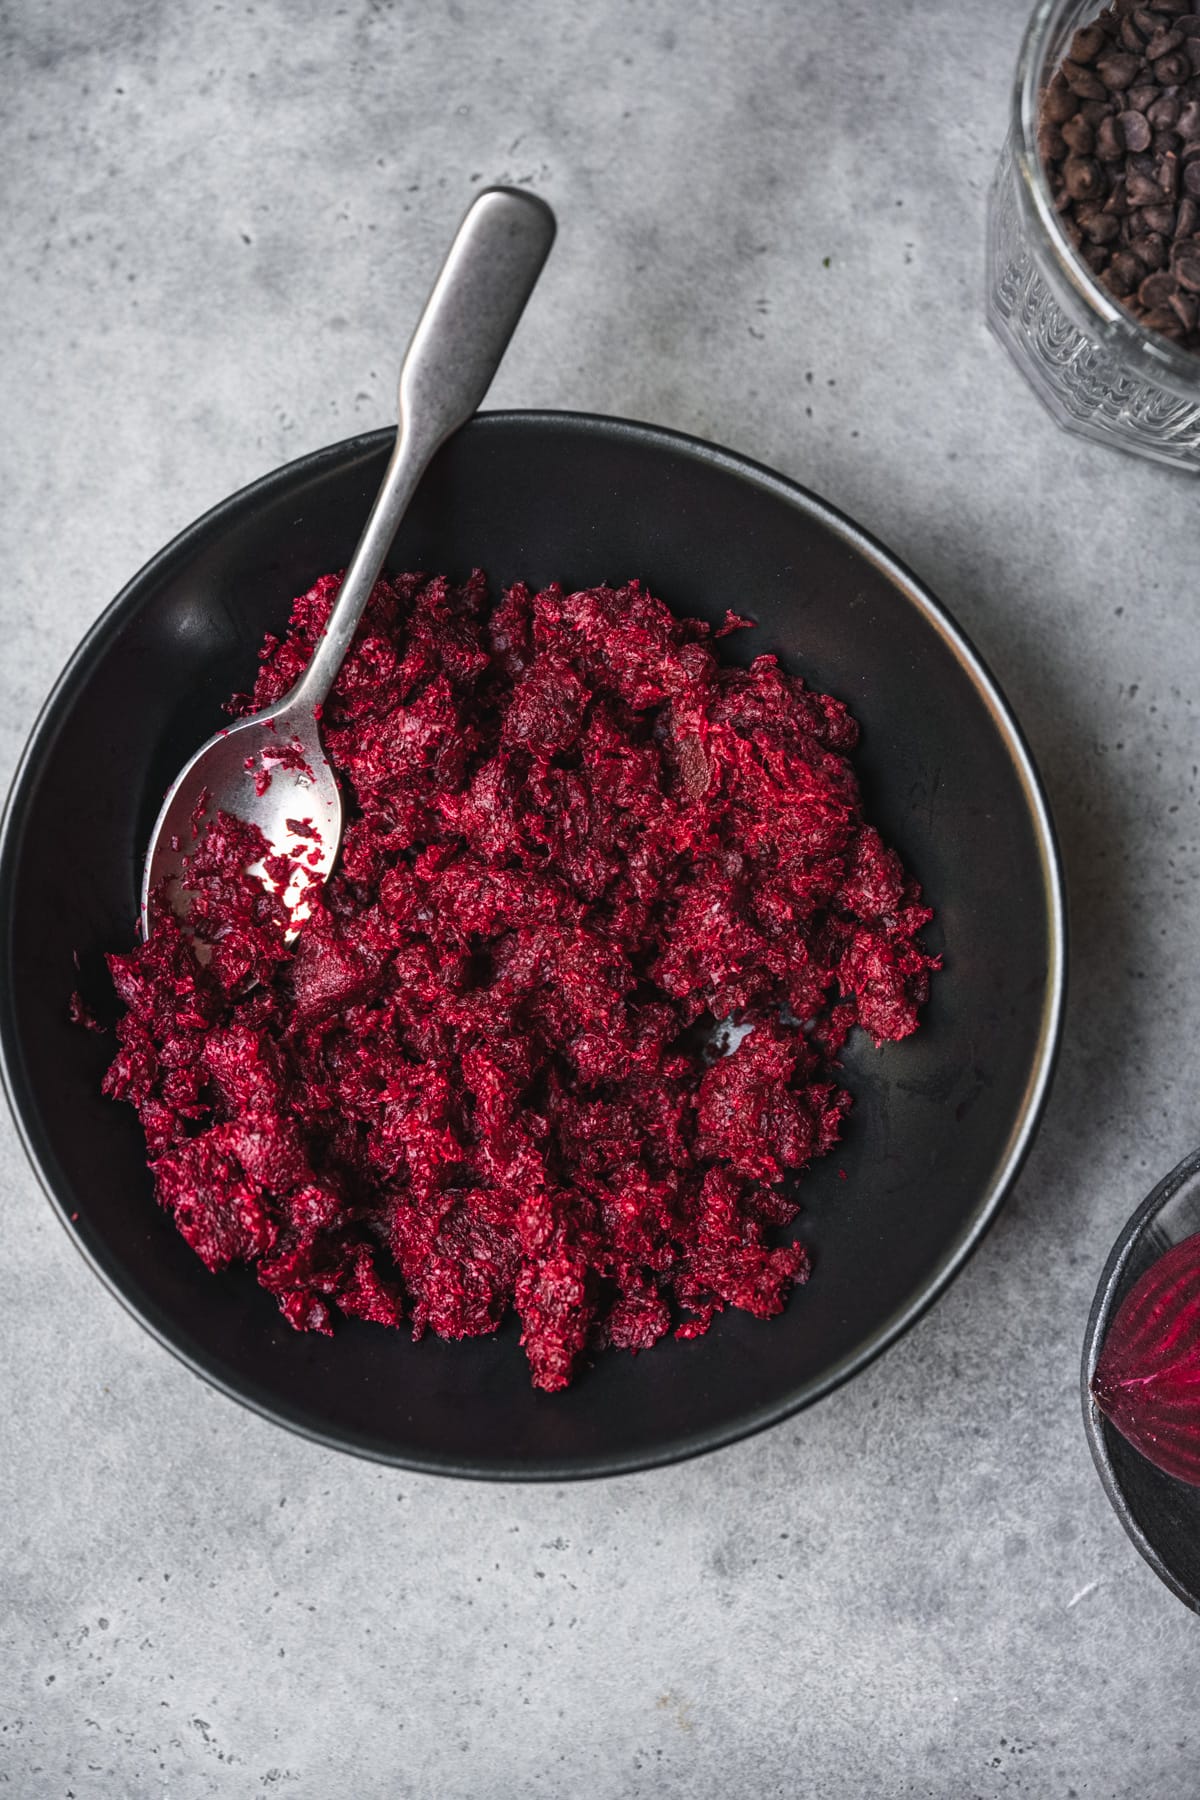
{"left": 1082, "top": 1144, "right": 1200, "bottom": 1614}
{"left": 140, "top": 704, "right": 340, "bottom": 933}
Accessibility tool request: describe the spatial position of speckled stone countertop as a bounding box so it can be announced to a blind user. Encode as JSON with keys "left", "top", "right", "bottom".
{"left": 3, "top": 1, "right": 1198, "bottom": 1793}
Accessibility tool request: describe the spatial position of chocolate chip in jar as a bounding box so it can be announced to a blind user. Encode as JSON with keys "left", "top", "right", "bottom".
{"left": 1038, "top": 0, "right": 1200, "bottom": 350}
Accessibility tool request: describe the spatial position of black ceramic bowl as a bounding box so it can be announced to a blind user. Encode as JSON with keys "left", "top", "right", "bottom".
{"left": 1082, "top": 1147, "right": 1200, "bottom": 1613}
{"left": 0, "top": 412, "right": 1065, "bottom": 1479}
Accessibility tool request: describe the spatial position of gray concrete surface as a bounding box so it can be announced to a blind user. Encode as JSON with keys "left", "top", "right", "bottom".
{"left": 2, "top": 0, "right": 1198, "bottom": 1793}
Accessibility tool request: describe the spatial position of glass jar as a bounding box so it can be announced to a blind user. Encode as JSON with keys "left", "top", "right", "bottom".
{"left": 988, "top": 0, "right": 1200, "bottom": 468}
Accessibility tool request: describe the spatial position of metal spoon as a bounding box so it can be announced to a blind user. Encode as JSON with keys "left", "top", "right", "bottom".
{"left": 140, "top": 186, "right": 556, "bottom": 939}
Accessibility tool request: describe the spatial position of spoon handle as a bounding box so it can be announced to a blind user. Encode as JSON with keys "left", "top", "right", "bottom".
{"left": 290, "top": 187, "right": 556, "bottom": 714}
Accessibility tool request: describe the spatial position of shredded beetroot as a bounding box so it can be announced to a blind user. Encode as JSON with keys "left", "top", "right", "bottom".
{"left": 100, "top": 572, "right": 939, "bottom": 1390}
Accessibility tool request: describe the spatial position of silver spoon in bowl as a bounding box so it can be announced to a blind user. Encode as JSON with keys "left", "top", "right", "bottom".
{"left": 140, "top": 187, "right": 555, "bottom": 940}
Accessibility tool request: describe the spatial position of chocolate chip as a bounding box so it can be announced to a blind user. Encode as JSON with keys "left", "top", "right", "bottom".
{"left": 1154, "top": 51, "right": 1192, "bottom": 80}
{"left": 1131, "top": 230, "right": 1170, "bottom": 266}
{"left": 1097, "top": 113, "right": 1126, "bottom": 158}
{"left": 1139, "top": 268, "right": 1179, "bottom": 304}
{"left": 1039, "top": 122, "right": 1068, "bottom": 162}
{"left": 1142, "top": 201, "right": 1179, "bottom": 230}
{"left": 1104, "top": 175, "right": 1132, "bottom": 210}
{"left": 1082, "top": 242, "right": 1113, "bottom": 272}
{"left": 1072, "top": 23, "right": 1109, "bottom": 61}
{"left": 1065, "top": 154, "right": 1105, "bottom": 198}
{"left": 1141, "top": 303, "right": 1183, "bottom": 330}
{"left": 1172, "top": 236, "right": 1200, "bottom": 283}
{"left": 1110, "top": 249, "right": 1144, "bottom": 289}
{"left": 1066, "top": 57, "right": 1111, "bottom": 98}
{"left": 1127, "top": 167, "right": 1167, "bottom": 201}
{"left": 1170, "top": 287, "right": 1200, "bottom": 326}
{"left": 1122, "top": 17, "right": 1149, "bottom": 54}
{"left": 1097, "top": 50, "right": 1141, "bottom": 89}
{"left": 1062, "top": 113, "right": 1097, "bottom": 154}
{"left": 1083, "top": 207, "right": 1123, "bottom": 242}
{"left": 1179, "top": 97, "right": 1200, "bottom": 134}
{"left": 1177, "top": 193, "right": 1199, "bottom": 231}
{"left": 1126, "top": 85, "right": 1162, "bottom": 111}
{"left": 1044, "top": 77, "right": 1078, "bottom": 123}
{"left": 1184, "top": 156, "right": 1200, "bottom": 191}
{"left": 1147, "top": 92, "right": 1183, "bottom": 123}
{"left": 1119, "top": 107, "right": 1154, "bottom": 148}
{"left": 1146, "top": 26, "right": 1185, "bottom": 57}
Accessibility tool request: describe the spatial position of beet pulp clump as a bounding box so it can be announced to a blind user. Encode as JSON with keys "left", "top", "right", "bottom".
{"left": 101, "top": 572, "right": 938, "bottom": 1391}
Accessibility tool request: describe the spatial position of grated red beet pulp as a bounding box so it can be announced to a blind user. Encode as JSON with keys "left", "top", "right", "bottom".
{"left": 100, "top": 572, "right": 939, "bottom": 1391}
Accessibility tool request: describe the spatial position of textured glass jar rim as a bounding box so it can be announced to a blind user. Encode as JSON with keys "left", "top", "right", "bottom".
{"left": 1014, "top": 0, "right": 1200, "bottom": 399}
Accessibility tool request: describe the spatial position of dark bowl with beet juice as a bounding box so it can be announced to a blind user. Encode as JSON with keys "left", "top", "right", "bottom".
{"left": 0, "top": 412, "right": 1065, "bottom": 1478}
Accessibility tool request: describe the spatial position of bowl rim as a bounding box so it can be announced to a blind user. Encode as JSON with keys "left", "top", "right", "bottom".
{"left": 1080, "top": 1144, "right": 1200, "bottom": 1614}
{"left": 0, "top": 408, "right": 1068, "bottom": 1479}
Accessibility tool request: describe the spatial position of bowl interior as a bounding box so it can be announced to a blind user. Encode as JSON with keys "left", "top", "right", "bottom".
{"left": 1082, "top": 1148, "right": 1200, "bottom": 1613}
{"left": 0, "top": 413, "right": 1063, "bottom": 1477}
